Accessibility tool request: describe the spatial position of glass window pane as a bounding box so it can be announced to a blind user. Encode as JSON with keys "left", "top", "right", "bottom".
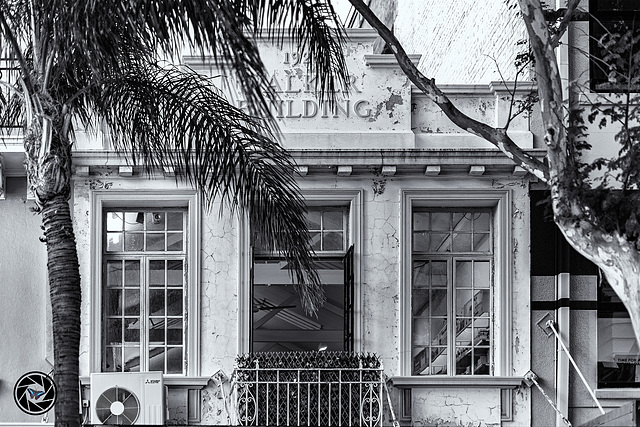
{"left": 106, "top": 212, "right": 123, "bottom": 231}
{"left": 150, "top": 290, "right": 165, "bottom": 315}
{"left": 431, "top": 289, "right": 447, "bottom": 317}
{"left": 431, "top": 261, "right": 448, "bottom": 287}
{"left": 146, "top": 233, "right": 165, "bottom": 251}
{"left": 167, "top": 290, "right": 183, "bottom": 316}
{"left": 166, "top": 347, "right": 183, "bottom": 374}
{"left": 149, "top": 261, "right": 165, "bottom": 286}
{"left": 167, "top": 261, "right": 183, "bottom": 286}
{"left": 474, "top": 290, "right": 490, "bottom": 316}
{"left": 473, "top": 233, "right": 490, "bottom": 252}
{"left": 430, "top": 233, "right": 450, "bottom": 252}
{"left": 412, "top": 318, "right": 430, "bottom": 346}
{"left": 107, "top": 261, "right": 122, "bottom": 287}
{"left": 412, "top": 289, "right": 429, "bottom": 317}
{"left": 413, "top": 212, "right": 429, "bottom": 231}
{"left": 474, "top": 261, "right": 491, "bottom": 288}
{"left": 149, "top": 347, "right": 165, "bottom": 372}
{"left": 412, "top": 346, "right": 429, "bottom": 375}
{"left": 474, "top": 212, "right": 490, "bottom": 232}
{"left": 431, "top": 318, "right": 447, "bottom": 346}
{"left": 106, "top": 319, "right": 122, "bottom": 344}
{"left": 430, "top": 347, "right": 447, "bottom": 375}
{"left": 124, "top": 232, "right": 144, "bottom": 251}
{"left": 149, "top": 324, "right": 165, "bottom": 344}
{"left": 473, "top": 320, "right": 490, "bottom": 343}
{"left": 412, "top": 262, "right": 430, "bottom": 287}
{"left": 167, "top": 233, "right": 183, "bottom": 251}
{"left": 124, "top": 320, "right": 139, "bottom": 343}
{"left": 453, "top": 212, "right": 471, "bottom": 231}
{"left": 456, "top": 289, "right": 473, "bottom": 317}
{"left": 106, "top": 289, "right": 122, "bottom": 316}
{"left": 167, "top": 212, "right": 184, "bottom": 231}
{"left": 107, "top": 232, "right": 123, "bottom": 251}
{"left": 124, "top": 261, "right": 140, "bottom": 287}
{"left": 147, "top": 212, "right": 166, "bottom": 231}
{"left": 123, "top": 289, "right": 140, "bottom": 316}
{"left": 431, "top": 212, "right": 450, "bottom": 231}
{"left": 306, "top": 210, "right": 321, "bottom": 230}
{"left": 167, "top": 325, "right": 183, "bottom": 345}
{"left": 474, "top": 352, "right": 490, "bottom": 374}
{"left": 124, "top": 212, "right": 144, "bottom": 231}
{"left": 413, "top": 232, "right": 429, "bottom": 252}
{"left": 456, "top": 347, "right": 472, "bottom": 375}
{"left": 103, "top": 347, "right": 119, "bottom": 372}
{"left": 323, "top": 232, "right": 344, "bottom": 251}
{"left": 309, "top": 232, "right": 321, "bottom": 250}
{"left": 124, "top": 347, "right": 140, "bottom": 372}
{"left": 452, "top": 233, "right": 472, "bottom": 252}
{"left": 455, "top": 261, "right": 473, "bottom": 288}
{"left": 323, "top": 211, "right": 343, "bottom": 230}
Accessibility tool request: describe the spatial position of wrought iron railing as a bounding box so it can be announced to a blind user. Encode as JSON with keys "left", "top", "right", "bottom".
{"left": 233, "top": 352, "right": 385, "bottom": 426}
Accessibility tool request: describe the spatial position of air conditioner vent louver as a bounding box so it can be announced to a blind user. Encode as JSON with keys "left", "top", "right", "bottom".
{"left": 95, "top": 386, "right": 140, "bottom": 425}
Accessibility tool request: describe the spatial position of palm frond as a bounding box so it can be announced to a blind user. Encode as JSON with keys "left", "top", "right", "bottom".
{"left": 38, "top": 0, "right": 348, "bottom": 129}
{"left": 245, "top": 0, "right": 350, "bottom": 104}
{"left": 91, "top": 61, "right": 324, "bottom": 312}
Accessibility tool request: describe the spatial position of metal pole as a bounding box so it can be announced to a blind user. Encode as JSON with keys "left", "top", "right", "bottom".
{"left": 547, "top": 320, "right": 605, "bottom": 415}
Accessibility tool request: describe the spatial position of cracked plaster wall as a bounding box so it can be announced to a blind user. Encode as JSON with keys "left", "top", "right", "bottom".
{"left": 73, "top": 176, "right": 240, "bottom": 425}
{"left": 298, "top": 175, "right": 531, "bottom": 426}
{"left": 411, "top": 388, "right": 501, "bottom": 427}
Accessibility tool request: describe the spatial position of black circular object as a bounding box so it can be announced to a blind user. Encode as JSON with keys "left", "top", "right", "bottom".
{"left": 95, "top": 385, "right": 140, "bottom": 425}
{"left": 13, "top": 371, "right": 57, "bottom": 415}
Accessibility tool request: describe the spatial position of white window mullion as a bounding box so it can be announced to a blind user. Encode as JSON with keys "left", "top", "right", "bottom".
{"left": 448, "top": 258, "right": 455, "bottom": 376}
{"left": 141, "top": 256, "right": 149, "bottom": 372}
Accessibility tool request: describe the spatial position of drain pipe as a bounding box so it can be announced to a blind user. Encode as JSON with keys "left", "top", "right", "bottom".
{"left": 556, "top": 272, "right": 570, "bottom": 427}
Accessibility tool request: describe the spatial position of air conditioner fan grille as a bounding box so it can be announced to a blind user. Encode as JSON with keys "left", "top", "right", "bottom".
{"left": 95, "top": 385, "right": 140, "bottom": 425}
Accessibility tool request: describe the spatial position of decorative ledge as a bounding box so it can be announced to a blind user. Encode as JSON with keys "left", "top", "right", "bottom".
{"left": 469, "top": 165, "right": 486, "bottom": 176}
{"left": 381, "top": 165, "right": 396, "bottom": 176}
{"left": 424, "top": 165, "right": 441, "bottom": 176}
{"left": 337, "top": 165, "right": 352, "bottom": 176}
{"left": 80, "top": 375, "right": 211, "bottom": 389}
{"left": 364, "top": 54, "right": 422, "bottom": 68}
{"left": 390, "top": 375, "right": 525, "bottom": 388}
{"left": 595, "top": 388, "right": 640, "bottom": 399}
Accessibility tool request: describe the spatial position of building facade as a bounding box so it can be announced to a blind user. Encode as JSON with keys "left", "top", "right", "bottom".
{"left": 1, "top": 1, "right": 635, "bottom": 425}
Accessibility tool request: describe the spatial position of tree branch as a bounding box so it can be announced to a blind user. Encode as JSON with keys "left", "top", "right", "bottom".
{"left": 550, "top": 0, "right": 583, "bottom": 48}
{"left": 348, "top": 0, "right": 550, "bottom": 182}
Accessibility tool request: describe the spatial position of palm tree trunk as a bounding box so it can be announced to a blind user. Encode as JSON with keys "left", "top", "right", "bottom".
{"left": 42, "top": 195, "right": 81, "bottom": 427}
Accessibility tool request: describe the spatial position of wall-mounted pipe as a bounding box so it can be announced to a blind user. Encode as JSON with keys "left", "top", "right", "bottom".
{"left": 556, "top": 272, "right": 570, "bottom": 427}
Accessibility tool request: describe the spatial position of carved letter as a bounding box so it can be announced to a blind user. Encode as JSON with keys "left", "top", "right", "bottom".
{"left": 354, "top": 100, "right": 372, "bottom": 118}
{"left": 303, "top": 100, "right": 318, "bottom": 118}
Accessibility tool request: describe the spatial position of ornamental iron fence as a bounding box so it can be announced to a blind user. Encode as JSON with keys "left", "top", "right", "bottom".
{"left": 233, "top": 351, "right": 385, "bottom": 426}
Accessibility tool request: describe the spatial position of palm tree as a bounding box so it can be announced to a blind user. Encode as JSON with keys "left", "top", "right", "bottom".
{"left": 0, "top": 1, "right": 349, "bottom": 425}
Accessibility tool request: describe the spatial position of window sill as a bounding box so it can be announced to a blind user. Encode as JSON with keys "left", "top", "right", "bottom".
{"left": 80, "top": 375, "right": 211, "bottom": 389}
{"left": 595, "top": 388, "right": 640, "bottom": 399}
{"left": 390, "top": 375, "right": 524, "bottom": 388}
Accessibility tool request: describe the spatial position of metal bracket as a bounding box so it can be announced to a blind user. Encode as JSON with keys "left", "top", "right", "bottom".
{"left": 536, "top": 312, "right": 556, "bottom": 337}
{"left": 212, "top": 369, "right": 228, "bottom": 385}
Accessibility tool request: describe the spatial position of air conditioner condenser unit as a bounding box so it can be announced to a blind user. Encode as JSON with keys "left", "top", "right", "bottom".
{"left": 90, "top": 371, "right": 165, "bottom": 425}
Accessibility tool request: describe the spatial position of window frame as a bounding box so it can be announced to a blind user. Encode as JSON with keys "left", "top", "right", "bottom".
{"left": 238, "top": 190, "right": 363, "bottom": 354}
{"left": 597, "top": 278, "right": 640, "bottom": 388}
{"left": 90, "top": 191, "right": 200, "bottom": 376}
{"left": 400, "top": 190, "right": 512, "bottom": 377}
{"left": 589, "top": 0, "right": 640, "bottom": 92}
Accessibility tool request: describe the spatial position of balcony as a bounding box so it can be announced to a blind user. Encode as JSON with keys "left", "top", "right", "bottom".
{"left": 233, "top": 352, "right": 389, "bottom": 426}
